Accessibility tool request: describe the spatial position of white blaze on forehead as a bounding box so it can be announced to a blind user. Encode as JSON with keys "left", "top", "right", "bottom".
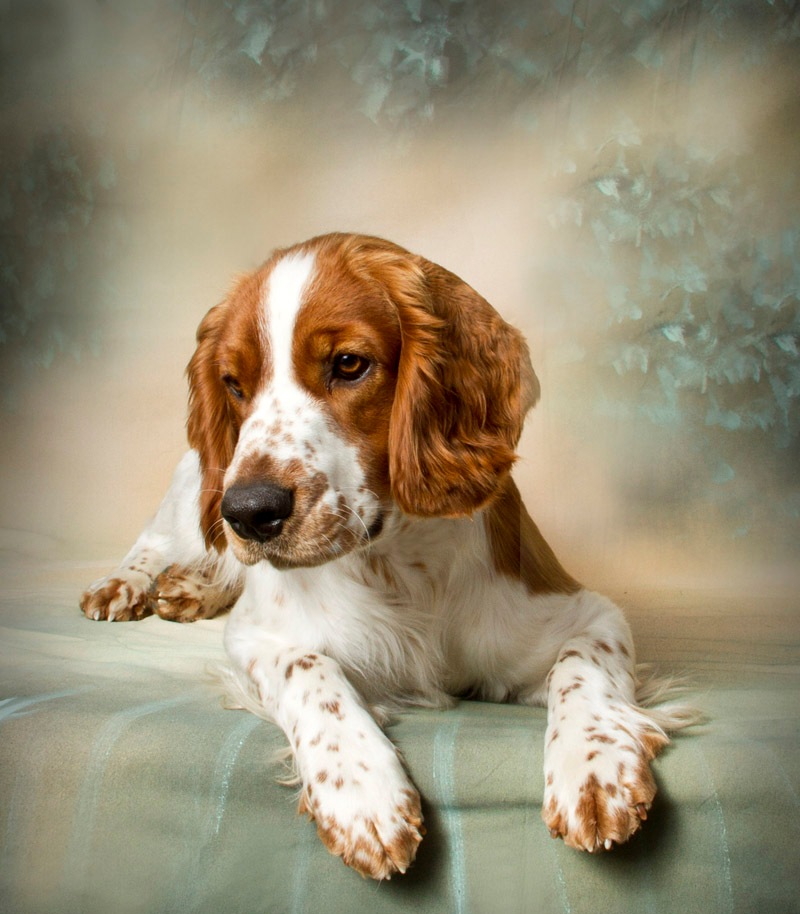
{"left": 226, "top": 246, "right": 379, "bottom": 541}
{"left": 262, "top": 250, "right": 316, "bottom": 379}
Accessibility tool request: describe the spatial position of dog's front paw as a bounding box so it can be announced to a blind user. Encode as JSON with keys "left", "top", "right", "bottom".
{"left": 299, "top": 781, "right": 423, "bottom": 880}
{"left": 297, "top": 730, "right": 424, "bottom": 879}
{"left": 80, "top": 570, "right": 154, "bottom": 622}
{"left": 542, "top": 705, "right": 668, "bottom": 852}
{"left": 152, "top": 564, "right": 234, "bottom": 623}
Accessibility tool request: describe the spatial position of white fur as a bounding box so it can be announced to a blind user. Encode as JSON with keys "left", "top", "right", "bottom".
{"left": 262, "top": 249, "right": 315, "bottom": 378}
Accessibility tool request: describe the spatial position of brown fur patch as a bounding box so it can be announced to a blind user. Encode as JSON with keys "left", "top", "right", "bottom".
{"left": 153, "top": 565, "right": 237, "bottom": 622}
{"left": 639, "top": 726, "right": 670, "bottom": 760}
{"left": 294, "top": 234, "right": 535, "bottom": 518}
{"left": 187, "top": 267, "right": 271, "bottom": 551}
{"left": 79, "top": 577, "right": 154, "bottom": 622}
{"left": 588, "top": 733, "right": 616, "bottom": 744}
{"left": 486, "top": 477, "right": 580, "bottom": 595}
{"left": 319, "top": 700, "right": 344, "bottom": 720}
{"left": 558, "top": 649, "right": 584, "bottom": 662}
{"left": 544, "top": 755, "right": 659, "bottom": 852}
{"left": 560, "top": 682, "right": 583, "bottom": 698}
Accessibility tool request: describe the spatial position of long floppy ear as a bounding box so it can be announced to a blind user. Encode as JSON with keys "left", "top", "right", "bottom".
{"left": 186, "top": 301, "right": 236, "bottom": 551}
{"left": 387, "top": 255, "right": 540, "bottom": 517}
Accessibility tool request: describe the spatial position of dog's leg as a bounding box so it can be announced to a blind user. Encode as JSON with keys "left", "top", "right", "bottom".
{"left": 81, "top": 450, "right": 241, "bottom": 622}
{"left": 541, "top": 591, "right": 668, "bottom": 852}
{"left": 223, "top": 617, "right": 424, "bottom": 880}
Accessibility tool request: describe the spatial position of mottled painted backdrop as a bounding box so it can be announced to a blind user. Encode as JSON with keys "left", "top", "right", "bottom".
{"left": 1, "top": 0, "right": 798, "bottom": 592}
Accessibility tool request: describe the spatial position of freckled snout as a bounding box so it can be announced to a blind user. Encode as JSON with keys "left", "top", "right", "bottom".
{"left": 221, "top": 482, "right": 294, "bottom": 543}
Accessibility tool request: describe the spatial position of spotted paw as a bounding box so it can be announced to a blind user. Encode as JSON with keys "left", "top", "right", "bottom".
{"left": 152, "top": 564, "right": 236, "bottom": 623}
{"left": 542, "top": 705, "right": 668, "bottom": 852}
{"left": 296, "top": 717, "right": 424, "bottom": 880}
{"left": 80, "top": 570, "right": 154, "bottom": 622}
{"left": 299, "top": 780, "right": 423, "bottom": 880}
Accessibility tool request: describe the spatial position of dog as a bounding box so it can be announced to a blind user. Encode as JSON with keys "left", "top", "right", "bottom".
{"left": 81, "top": 232, "right": 691, "bottom": 880}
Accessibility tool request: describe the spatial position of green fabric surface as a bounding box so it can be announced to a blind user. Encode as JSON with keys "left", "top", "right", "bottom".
{"left": 1, "top": 560, "right": 798, "bottom": 914}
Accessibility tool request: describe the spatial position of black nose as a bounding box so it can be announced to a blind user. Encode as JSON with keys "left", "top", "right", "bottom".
{"left": 221, "top": 482, "right": 294, "bottom": 543}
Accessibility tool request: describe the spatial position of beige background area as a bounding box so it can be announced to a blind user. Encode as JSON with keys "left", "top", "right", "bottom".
{"left": 1, "top": 1, "right": 798, "bottom": 599}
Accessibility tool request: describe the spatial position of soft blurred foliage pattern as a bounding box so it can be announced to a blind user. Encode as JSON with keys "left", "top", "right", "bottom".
{"left": 1, "top": 0, "right": 798, "bottom": 565}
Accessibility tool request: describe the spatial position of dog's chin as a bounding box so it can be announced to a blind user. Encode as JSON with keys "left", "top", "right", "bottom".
{"left": 225, "top": 532, "right": 376, "bottom": 570}
{"left": 226, "top": 539, "right": 330, "bottom": 569}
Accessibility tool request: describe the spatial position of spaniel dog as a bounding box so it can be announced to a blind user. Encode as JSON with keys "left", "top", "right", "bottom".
{"left": 81, "top": 233, "right": 690, "bottom": 880}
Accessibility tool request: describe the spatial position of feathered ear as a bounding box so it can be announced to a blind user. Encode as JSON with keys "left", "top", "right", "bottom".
{"left": 186, "top": 301, "right": 236, "bottom": 551}
{"left": 386, "top": 255, "right": 540, "bottom": 517}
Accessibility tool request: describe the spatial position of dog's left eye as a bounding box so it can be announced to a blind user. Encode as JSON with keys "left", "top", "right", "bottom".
{"left": 222, "top": 375, "right": 245, "bottom": 400}
{"left": 332, "top": 353, "right": 370, "bottom": 382}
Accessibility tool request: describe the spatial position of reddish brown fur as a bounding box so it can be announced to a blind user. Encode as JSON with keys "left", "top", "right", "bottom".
{"left": 186, "top": 268, "right": 271, "bottom": 550}
{"left": 361, "top": 241, "right": 540, "bottom": 518}
{"left": 293, "top": 238, "right": 402, "bottom": 506}
{"left": 320, "top": 700, "right": 344, "bottom": 719}
{"left": 486, "top": 477, "right": 580, "bottom": 595}
{"left": 300, "top": 233, "right": 540, "bottom": 517}
{"left": 79, "top": 578, "right": 153, "bottom": 621}
{"left": 152, "top": 564, "right": 238, "bottom": 622}
{"left": 186, "top": 233, "right": 547, "bottom": 552}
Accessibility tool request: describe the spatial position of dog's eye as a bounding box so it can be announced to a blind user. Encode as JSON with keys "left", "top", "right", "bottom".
{"left": 332, "top": 353, "right": 370, "bottom": 383}
{"left": 222, "top": 375, "right": 244, "bottom": 400}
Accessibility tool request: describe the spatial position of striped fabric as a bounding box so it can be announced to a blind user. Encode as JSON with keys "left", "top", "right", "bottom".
{"left": 1, "top": 562, "right": 798, "bottom": 914}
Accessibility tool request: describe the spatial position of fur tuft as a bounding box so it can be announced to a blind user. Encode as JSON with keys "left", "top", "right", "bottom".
{"left": 635, "top": 664, "right": 706, "bottom": 732}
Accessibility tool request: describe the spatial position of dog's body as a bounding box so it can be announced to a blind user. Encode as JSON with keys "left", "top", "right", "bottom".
{"left": 82, "top": 233, "right": 689, "bottom": 879}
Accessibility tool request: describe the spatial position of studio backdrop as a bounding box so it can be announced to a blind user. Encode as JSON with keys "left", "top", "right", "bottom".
{"left": 1, "top": 0, "right": 798, "bottom": 591}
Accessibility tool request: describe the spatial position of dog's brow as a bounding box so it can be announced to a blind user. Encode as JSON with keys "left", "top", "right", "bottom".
{"left": 261, "top": 250, "right": 316, "bottom": 381}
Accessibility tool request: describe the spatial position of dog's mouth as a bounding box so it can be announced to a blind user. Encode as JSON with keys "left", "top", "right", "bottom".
{"left": 231, "top": 534, "right": 343, "bottom": 570}
{"left": 223, "top": 488, "right": 386, "bottom": 569}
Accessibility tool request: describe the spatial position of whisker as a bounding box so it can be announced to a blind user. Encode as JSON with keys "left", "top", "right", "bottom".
{"left": 208, "top": 517, "right": 228, "bottom": 538}
{"left": 328, "top": 506, "right": 372, "bottom": 546}
{"left": 336, "top": 485, "right": 381, "bottom": 501}
{"left": 339, "top": 504, "right": 371, "bottom": 539}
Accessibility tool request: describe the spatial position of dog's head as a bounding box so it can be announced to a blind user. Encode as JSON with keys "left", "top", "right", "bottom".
{"left": 187, "top": 233, "right": 539, "bottom": 568}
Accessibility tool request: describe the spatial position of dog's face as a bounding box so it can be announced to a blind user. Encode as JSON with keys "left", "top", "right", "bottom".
{"left": 187, "top": 233, "right": 539, "bottom": 568}
{"left": 192, "top": 246, "right": 402, "bottom": 569}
